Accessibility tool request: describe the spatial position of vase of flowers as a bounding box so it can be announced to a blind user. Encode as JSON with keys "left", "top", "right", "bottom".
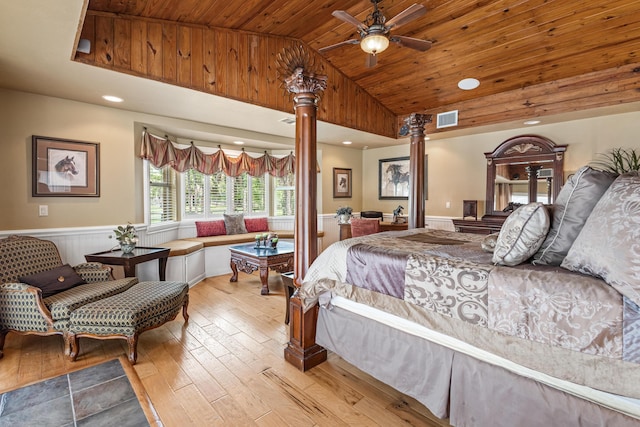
{"left": 114, "top": 223, "right": 138, "bottom": 254}
{"left": 335, "top": 206, "right": 353, "bottom": 224}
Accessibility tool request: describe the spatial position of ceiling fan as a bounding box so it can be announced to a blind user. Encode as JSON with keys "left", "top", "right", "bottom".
{"left": 319, "top": 0, "right": 432, "bottom": 67}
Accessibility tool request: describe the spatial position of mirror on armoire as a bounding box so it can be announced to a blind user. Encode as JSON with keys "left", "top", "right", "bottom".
{"left": 485, "top": 134, "right": 567, "bottom": 219}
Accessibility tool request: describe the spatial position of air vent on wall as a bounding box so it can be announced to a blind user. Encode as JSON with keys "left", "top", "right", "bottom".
{"left": 436, "top": 110, "right": 458, "bottom": 129}
{"left": 279, "top": 117, "right": 296, "bottom": 125}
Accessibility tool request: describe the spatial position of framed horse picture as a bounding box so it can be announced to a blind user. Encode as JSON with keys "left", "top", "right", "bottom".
{"left": 32, "top": 135, "right": 100, "bottom": 197}
{"left": 333, "top": 167, "right": 352, "bottom": 198}
{"left": 379, "top": 156, "right": 410, "bottom": 199}
{"left": 378, "top": 156, "right": 429, "bottom": 200}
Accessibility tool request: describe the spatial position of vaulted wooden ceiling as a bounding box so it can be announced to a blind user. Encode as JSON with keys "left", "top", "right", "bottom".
{"left": 77, "top": 0, "right": 640, "bottom": 139}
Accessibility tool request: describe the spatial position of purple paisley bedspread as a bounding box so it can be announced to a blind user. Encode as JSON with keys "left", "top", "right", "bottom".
{"left": 345, "top": 244, "right": 407, "bottom": 299}
{"left": 344, "top": 233, "right": 493, "bottom": 326}
{"left": 333, "top": 229, "right": 638, "bottom": 362}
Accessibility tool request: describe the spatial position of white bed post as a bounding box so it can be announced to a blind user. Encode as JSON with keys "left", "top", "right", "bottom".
{"left": 406, "top": 113, "right": 432, "bottom": 229}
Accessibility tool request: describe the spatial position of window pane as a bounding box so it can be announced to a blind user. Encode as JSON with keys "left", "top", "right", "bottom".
{"left": 232, "top": 174, "right": 248, "bottom": 213}
{"left": 184, "top": 169, "right": 205, "bottom": 217}
{"left": 251, "top": 175, "right": 266, "bottom": 212}
{"left": 274, "top": 174, "right": 295, "bottom": 216}
{"left": 149, "top": 164, "right": 176, "bottom": 224}
{"left": 209, "top": 172, "right": 227, "bottom": 215}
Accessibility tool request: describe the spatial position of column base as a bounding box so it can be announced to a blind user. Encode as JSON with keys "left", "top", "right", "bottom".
{"left": 284, "top": 342, "right": 327, "bottom": 372}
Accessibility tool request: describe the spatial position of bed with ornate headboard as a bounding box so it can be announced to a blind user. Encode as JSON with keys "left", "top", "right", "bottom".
{"left": 297, "top": 167, "right": 640, "bottom": 426}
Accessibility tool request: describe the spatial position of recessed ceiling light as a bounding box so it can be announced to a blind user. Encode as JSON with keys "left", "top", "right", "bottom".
{"left": 524, "top": 120, "right": 541, "bottom": 125}
{"left": 102, "top": 95, "right": 123, "bottom": 103}
{"left": 233, "top": 140, "right": 244, "bottom": 145}
{"left": 342, "top": 140, "right": 352, "bottom": 145}
{"left": 457, "top": 78, "right": 480, "bottom": 90}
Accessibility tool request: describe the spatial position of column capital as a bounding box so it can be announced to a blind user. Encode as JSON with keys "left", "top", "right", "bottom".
{"left": 277, "top": 46, "right": 327, "bottom": 96}
{"left": 404, "top": 113, "right": 433, "bottom": 134}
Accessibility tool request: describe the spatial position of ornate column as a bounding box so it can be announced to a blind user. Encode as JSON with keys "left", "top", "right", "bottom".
{"left": 277, "top": 46, "right": 328, "bottom": 371}
{"left": 406, "top": 113, "right": 432, "bottom": 229}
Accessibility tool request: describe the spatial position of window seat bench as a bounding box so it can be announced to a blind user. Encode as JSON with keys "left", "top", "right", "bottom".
{"left": 158, "top": 230, "right": 324, "bottom": 286}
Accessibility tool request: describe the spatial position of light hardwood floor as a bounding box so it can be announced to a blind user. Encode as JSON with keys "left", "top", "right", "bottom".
{"left": 0, "top": 273, "right": 451, "bottom": 426}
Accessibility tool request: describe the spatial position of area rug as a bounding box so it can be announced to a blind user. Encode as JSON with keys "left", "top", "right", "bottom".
{"left": 0, "top": 356, "right": 160, "bottom": 426}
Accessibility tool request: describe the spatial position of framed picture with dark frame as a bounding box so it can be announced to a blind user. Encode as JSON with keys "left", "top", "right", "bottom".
{"left": 32, "top": 135, "right": 100, "bottom": 197}
{"left": 379, "top": 156, "right": 410, "bottom": 199}
{"left": 333, "top": 167, "right": 352, "bottom": 198}
{"left": 378, "top": 155, "right": 429, "bottom": 200}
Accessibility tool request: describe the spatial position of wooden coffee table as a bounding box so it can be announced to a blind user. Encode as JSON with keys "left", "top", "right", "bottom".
{"left": 229, "top": 241, "right": 294, "bottom": 295}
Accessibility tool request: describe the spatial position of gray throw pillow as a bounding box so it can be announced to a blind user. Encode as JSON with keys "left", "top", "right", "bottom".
{"left": 493, "top": 202, "right": 550, "bottom": 266}
{"left": 533, "top": 166, "right": 617, "bottom": 265}
{"left": 223, "top": 213, "right": 248, "bottom": 235}
{"left": 561, "top": 172, "right": 640, "bottom": 306}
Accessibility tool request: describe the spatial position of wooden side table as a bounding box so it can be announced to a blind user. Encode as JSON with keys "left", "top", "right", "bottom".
{"left": 339, "top": 221, "right": 409, "bottom": 240}
{"left": 84, "top": 247, "right": 170, "bottom": 280}
{"left": 339, "top": 223, "right": 352, "bottom": 240}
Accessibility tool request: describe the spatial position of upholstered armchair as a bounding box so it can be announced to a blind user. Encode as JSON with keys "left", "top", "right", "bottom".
{"left": 0, "top": 235, "right": 138, "bottom": 358}
{"left": 350, "top": 218, "right": 381, "bottom": 237}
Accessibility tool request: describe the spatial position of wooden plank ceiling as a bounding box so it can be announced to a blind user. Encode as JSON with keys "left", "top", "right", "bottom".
{"left": 78, "top": 0, "right": 640, "bottom": 138}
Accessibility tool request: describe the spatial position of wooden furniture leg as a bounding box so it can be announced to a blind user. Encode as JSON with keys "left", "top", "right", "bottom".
{"left": 0, "top": 329, "right": 7, "bottom": 359}
{"left": 259, "top": 267, "right": 270, "bottom": 295}
{"left": 182, "top": 294, "right": 190, "bottom": 323}
{"left": 127, "top": 335, "right": 138, "bottom": 364}
{"left": 229, "top": 260, "right": 239, "bottom": 282}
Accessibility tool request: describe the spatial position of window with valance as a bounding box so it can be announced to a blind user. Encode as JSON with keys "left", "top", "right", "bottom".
{"left": 140, "top": 130, "right": 296, "bottom": 223}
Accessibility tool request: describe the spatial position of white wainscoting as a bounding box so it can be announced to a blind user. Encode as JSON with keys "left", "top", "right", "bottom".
{"left": 0, "top": 224, "right": 180, "bottom": 282}
{"left": 0, "top": 214, "right": 453, "bottom": 283}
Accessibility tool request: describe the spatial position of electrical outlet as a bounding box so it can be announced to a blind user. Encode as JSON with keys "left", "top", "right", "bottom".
{"left": 445, "top": 201, "right": 451, "bottom": 209}
{"left": 39, "top": 205, "right": 48, "bottom": 216}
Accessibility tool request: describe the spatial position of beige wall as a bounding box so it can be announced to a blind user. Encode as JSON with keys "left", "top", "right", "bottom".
{"left": 0, "top": 88, "right": 301, "bottom": 230}
{"left": 1, "top": 87, "right": 638, "bottom": 230}
{"left": 0, "top": 89, "right": 140, "bottom": 229}
{"left": 319, "top": 143, "right": 363, "bottom": 214}
{"left": 363, "top": 111, "right": 640, "bottom": 217}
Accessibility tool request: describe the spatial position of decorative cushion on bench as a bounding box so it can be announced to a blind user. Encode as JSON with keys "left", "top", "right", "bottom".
{"left": 195, "top": 219, "right": 226, "bottom": 237}
{"left": 183, "top": 230, "right": 302, "bottom": 248}
{"left": 159, "top": 240, "right": 204, "bottom": 257}
{"left": 224, "top": 213, "right": 248, "bottom": 235}
{"left": 244, "top": 217, "right": 269, "bottom": 232}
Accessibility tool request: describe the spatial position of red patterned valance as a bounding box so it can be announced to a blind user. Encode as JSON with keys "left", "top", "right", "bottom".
{"left": 140, "top": 130, "right": 295, "bottom": 177}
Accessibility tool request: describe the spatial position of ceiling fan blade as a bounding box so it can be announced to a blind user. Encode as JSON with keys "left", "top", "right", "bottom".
{"left": 318, "top": 39, "right": 360, "bottom": 53}
{"left": 385, "top": 4, "right": 427, "bottom": 30}
{"left": 365, "top": 53, "right": 377, "bottom": 68}
{"left": 389, "top": 35, "right": 432, "bottom": 52}
{"left": 332, "top": 10, "right": 367, "bottom": 30}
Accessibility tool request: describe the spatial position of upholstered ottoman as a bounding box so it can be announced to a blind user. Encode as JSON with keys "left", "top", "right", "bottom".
{"left": 66, "top": 280, "right": 189, "bottom": 364}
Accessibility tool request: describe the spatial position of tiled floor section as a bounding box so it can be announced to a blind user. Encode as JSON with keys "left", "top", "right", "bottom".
{"left": 0, "top": 358, "right": 149, "bottom": 426}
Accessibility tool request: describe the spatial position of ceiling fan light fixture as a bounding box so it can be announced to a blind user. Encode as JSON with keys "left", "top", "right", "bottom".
{"left": 360, "top": 33, "right": 389, "bottom": 54}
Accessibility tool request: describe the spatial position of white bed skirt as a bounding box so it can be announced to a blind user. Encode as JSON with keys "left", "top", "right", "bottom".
{"left": 316, "top": 296, "right": 640, "bottom": 426}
